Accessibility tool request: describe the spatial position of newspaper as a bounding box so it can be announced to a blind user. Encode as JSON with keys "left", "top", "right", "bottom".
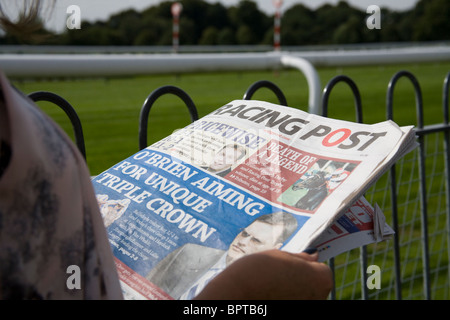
{"left": 92, "top": 99, "right": 416, "bottom": 300}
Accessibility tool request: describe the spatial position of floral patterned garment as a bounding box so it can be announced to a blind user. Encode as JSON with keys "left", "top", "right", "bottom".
{"left": 0, "top": 71, "right": 123, "bottom": 299}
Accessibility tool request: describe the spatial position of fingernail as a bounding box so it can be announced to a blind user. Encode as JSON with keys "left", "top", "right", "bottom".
{"left": 303, "top": 247, "right": 318, "bottom": 254}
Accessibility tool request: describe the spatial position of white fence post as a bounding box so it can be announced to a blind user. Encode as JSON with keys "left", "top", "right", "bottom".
{"left": 280, "top": 55, "right": 322, "bottom": 115}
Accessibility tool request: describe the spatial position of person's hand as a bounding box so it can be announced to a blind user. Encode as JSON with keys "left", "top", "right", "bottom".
{"left": 193, "top": 249, "right": 333, "bottom": 300}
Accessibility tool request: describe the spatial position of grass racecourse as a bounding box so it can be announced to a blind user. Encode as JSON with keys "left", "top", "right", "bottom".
{"left": 13, "top": 61, "right": 450, "bottom": 176}
{"left": 12, "top": 60, "right": 450, "bottom": 299}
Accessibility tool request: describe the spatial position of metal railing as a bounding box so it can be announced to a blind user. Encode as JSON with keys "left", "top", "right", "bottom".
{"left": 319, "top": 70, "right": 450, "bottom": 299}
{"left": 28, "top": 90, "right": 86, "bottom": 160}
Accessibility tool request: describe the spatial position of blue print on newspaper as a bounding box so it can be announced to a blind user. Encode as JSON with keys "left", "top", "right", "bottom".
{"left": 92, "top": 148, "right": 309, "bottom": 277}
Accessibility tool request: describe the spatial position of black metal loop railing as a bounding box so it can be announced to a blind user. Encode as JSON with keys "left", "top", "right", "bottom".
{"left": 442, "top": 72, "right": 450, "bottom": 301}
{"left": 28, "top": 91, "right": 86, "bottom": 160}
{"left": 139, "top": 85, "right": 199, "bottom": 150}
{"left": 320, "top": 74, "right": 367, "bottom": 299}
{"left": 443, "top": 72, "right": 450, "bottom": 125}
{"left": 386, "top": 70, "right": 424, "bottom": 128}
{"left": 385, "top": 70, "right": 429, "bottom": 300}
{"left": 322, "top": 75, "right": 363, "bottom": 123}
{"left": 243, "top": 80, "right": 288, "bottom": 106}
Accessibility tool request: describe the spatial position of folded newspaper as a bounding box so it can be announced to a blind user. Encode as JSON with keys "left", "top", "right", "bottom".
{"left": 92, "top": 99, "right": 417, "bottom": 300}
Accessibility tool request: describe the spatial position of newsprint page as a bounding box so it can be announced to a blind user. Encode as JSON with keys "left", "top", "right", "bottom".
{"left": 92, "top": 99, "right": 417, "bottom": 300}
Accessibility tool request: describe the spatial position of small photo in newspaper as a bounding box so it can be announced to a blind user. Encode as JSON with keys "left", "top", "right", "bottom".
{"left": 279, "top": 159, "right": 358, "bottom": 212}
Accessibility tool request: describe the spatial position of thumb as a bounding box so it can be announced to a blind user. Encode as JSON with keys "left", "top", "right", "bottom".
{"left": 299, "top": 247, "right": 319, "bottom": 261}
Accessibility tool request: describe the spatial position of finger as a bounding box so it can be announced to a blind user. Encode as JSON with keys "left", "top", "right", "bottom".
{"left": 297, "top": 251, "right": 319, "bottom": 261}
{"left": 302, "top": 247, "right": 318, "bottom": 255}
{"left": 278, "top": 250, "right": 319, "bottom": 262}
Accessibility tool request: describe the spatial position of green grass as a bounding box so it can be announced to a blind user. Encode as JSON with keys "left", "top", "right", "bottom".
{"left": 11, "top": 61, "right": 450, "bottom": 299}
{"left": 13, "top": 61, "right": 450, "bottom": 175}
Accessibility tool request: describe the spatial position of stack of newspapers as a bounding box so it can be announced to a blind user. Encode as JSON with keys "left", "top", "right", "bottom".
{"left": 92, "top": 99, "right": 417, "bottom": 300}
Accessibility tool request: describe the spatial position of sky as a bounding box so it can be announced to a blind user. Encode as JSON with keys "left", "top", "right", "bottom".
{"left": 19, "top": 0, "right": 420, "bottom": 33}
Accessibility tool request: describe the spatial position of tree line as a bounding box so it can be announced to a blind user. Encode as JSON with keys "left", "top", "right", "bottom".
{"left": 1, "top": 0, "right": 449, "bottom": 46}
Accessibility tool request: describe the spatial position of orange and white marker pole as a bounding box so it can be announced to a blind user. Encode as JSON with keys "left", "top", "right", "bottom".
{"left": 273, "top": 0, "right": 283, "bottom": 51}
{"left": 171, "top": 2, "right": 183, "bottom": 53}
